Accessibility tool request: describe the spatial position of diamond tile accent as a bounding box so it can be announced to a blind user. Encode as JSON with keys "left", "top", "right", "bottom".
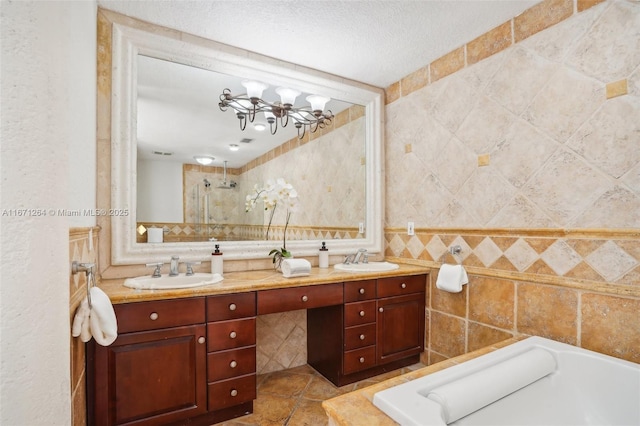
{"left": 406, "top": 236, "right": 426, "bottom": 259}
{"left": 504, "top": 238, "right": 539, "bottom": 272}
{"left": 585, "top": 241, "right": 638, "bottom": 282}
{"left": 425, "top": 235, "right": 448, "bottom": 262}
{"left": 540, "top": 240, "right": 583, "bottom": 276}
{"left": 475, "top": 237, "right": 503, "bottom": 267}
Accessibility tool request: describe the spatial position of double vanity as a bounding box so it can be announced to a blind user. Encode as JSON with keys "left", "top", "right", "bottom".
{"left": 88, "top": 264, "right": 428, "bottom": 425}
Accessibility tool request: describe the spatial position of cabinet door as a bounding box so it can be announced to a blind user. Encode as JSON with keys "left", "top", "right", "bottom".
{"left": 376, "top": 293, "right": 425, "bottom": 365}
{"left": 90, "top": 324, "right": 207, "bottom": 426}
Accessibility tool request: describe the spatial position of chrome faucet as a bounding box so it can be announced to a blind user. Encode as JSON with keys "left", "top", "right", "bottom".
{"left": 344, "top": 248, "right": 368, "bottom": 264}
{"left": 145, "top": 262, "right": 163, "bottom": 278}
{"left": 169, "top": 256, "right": 180, "bottom": 276}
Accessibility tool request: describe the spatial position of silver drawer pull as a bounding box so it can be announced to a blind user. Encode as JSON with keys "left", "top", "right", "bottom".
{"left": 359, "top": 288, "right": 365, "bottom": 294}
{"left": 230, "top": 360, "right": 237, "bottom": 368}
{"left": 229, "top": 303, "right": 237, "bottom": 311}
{"left": 359, "top": 310, "right": 365, "bottom": 317}
{"left": 359, "top": 357, "right": 365, "bottom": 363}
{"left": 229, "top": 331, "right": 237, "bottom": 339}
{"left": 301, "top": 295, "right": 308, "bottom": 302}
{"left": 198, "top": 336, "right": 205, "bottom": 344}
{"left": 401, "top": 283, "right": 407, "bottom": 289}
{"left": 230, "top": 389, "right": 238, "bottom": 397}
{"left": 149, "top": 312, "right": 159, "bottom": 321}
{"left": 359, "top": 334, "right": 365, "bottom": 340}
{"left": 379, "top": 307, "right": 384, "bottom": 313}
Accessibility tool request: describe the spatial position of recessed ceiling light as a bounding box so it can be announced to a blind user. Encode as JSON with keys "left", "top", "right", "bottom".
{"left": 254, "top": 123, "right": 266, "bottom": 131}
{"left": 193, "top": 155, "right": 215, "bottom": 165}
{"left": 229, "top": 144, "right": 240, "bottom": 151}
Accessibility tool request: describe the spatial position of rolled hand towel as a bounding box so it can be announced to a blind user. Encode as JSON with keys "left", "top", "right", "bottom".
{"left": 281, "top": 258, "right": 311, "bottom": 278}
{"left": 72, "top": 298, "right": 92, "bottom": 342}
{"left": 89, "top": 287, "right": 118, "bottom": 346}
{"left": 436, "top": 264, "right": 467, "bottom": 293}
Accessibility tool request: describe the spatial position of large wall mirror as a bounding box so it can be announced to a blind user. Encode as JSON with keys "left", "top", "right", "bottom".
{"left": 108, "top": 17, "right": 384, "bottom": 264}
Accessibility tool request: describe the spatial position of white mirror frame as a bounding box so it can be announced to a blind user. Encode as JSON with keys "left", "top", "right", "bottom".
{"left": 110, "top": 22, "right": 384, "bottom": 264}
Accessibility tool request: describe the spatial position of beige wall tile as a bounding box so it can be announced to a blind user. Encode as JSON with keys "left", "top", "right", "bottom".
{"left": 430, "top": 311, "right": 466, "bottom": 358}
{"left": 385, "top": 82, "right": 400, "bottom": 104}
{"left": 577, "top": 0, "right": 606, "bottom": 12}
{"left": 514, "top": 0, "right": 574, "bottom": 42}
{"left": 467, "top": 21, "right": 512, "bottom": 66}
{"left": 430, "top": 47, "right": 465, "bottom": 83}
{"left": 606, "top": 79, "right": 628, "bottom": 99}
{"left": 401, "top": 66, "right": 428, "bottom": 97}
{"left": 517, "top": 282, "right": 578, "bottom": 344}
{"left": 467, "top": 322, "right": 514, "bottom": 352}
{"left": 431, "top": 278, "right": 467, "bottom": 317}
{"left": 582, "top": 293, "right": 640, "bottom": 363}
{"left": 469, "top": 276, "right": 514, "bottom": 329}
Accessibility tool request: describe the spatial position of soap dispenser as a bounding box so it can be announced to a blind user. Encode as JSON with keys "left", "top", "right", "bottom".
{"left": 319, "top": 241, "right": 329, "bottom": 268}
{"left": 211, "top": 244, "right": 224, "bottom": 276}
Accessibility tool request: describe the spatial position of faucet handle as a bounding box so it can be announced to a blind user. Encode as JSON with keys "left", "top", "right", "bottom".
{"left": 145, "top": 262, "right": 163, "bottom": 278}
{"left": 184, "top": 261, "right": 201, "bottom": 276}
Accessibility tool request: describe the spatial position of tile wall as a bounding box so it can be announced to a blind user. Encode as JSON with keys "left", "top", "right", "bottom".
{"left": 69, "top": 227, "right": 99, "bottom": 426}
{"left": 384, "top": 0, "right": 640, "bottom": 365}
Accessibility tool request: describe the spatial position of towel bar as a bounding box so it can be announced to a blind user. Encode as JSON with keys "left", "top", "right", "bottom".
{"left": 72, "top": 261, "right": 96, "bottom": 309}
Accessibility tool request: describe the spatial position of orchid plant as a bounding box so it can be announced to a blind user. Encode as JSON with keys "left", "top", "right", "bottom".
{"left": 245, "top": 178, "right": 299, "bottom": 269}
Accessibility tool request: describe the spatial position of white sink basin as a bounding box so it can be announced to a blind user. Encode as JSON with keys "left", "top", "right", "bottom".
{"left": 124, "top": 273, "right": 223, "bottom": 290}
{"left": 334, "top": 262, "right": 399, "bottom": 272}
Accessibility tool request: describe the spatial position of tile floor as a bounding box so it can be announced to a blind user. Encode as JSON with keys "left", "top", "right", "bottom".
{"left": 215, "top": 363, "right": 425, "bottom": 426}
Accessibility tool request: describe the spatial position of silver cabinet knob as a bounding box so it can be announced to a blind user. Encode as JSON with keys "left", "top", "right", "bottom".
{"left": 230, "top": 389, "right": 238, "bottom": 397}
{"left": 359, "top": 310, "right": 365, "bottom": 317}
{"left": 229, "top": 331, "right": 237, "bottom": 339}
{"left": 359, "top": 334, "right": 365, "bottom": 340}
{"left": 198, "top": 336, "right": 205, "bottom": 344}
{"left": 401, "top": 283, "right": 407, "bottom": 289}
{"left": 229, "top": 303, "right": 237, "bottom": 311}
{"left": 149, "top": 312, "right": 159, "bottom": 321}
{"left": 359, "top": 288, "right": 365, "bottom": 294}
{"left": 301, "top": 295, "right": 308, "bottom": 302}
{"left": 230, "top": 360, "right": 237, "bottom": 368}
{"left": 379, "top": 307, "right": 384, "bottom": 313}
{"left": 359, "top": 357, "right": 365, "bottom": 363}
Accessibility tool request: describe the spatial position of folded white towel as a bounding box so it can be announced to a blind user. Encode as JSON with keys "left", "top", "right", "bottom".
{"left": 436, "top": 264, "right": 468, "bottom": 293}
{"left": 89, "top": 287, "right": 118, "bottom": 346}
{"left": 281, "top": 258, "right": 311, "bottom": 278}
{"left": 71, "top": 298, "right": 92, "bottom": 342}
{"left": 72, "top": 287, "right": 118, "bottom": 346}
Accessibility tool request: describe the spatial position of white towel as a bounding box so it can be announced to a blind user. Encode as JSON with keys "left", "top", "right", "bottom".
{"left": 72, "top": 287, "right": 118, "bottom": 346}
{"left": 281, "top": 258, "right": 311, "bottom": 278}
{"left": 436, "top": 264, "right": 468, "bottom": 293}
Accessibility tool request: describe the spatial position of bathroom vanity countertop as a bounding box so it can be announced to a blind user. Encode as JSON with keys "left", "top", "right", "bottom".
{"left": 322, "top": 338, "right": 523, "bottom": 426}
{"left": 99, "top": 263, "right": 429, "bottom": 304}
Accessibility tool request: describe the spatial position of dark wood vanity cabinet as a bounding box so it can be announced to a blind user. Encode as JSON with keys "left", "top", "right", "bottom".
{"left": 87, "top": 298, "right": 208, "bottom": 426}
{"left": 87, "top": 294, "right": 257, "bottom": 426}
{"left": 308, "top": 274, "right": 427, "bottom": 386}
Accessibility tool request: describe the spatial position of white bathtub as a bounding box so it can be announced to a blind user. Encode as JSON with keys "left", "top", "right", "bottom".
{"left": 373, "top": 336, "right": 640, "bottom": 425}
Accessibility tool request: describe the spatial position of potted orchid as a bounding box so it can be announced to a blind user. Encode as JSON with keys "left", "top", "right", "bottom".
{"left": 245, "top": 178, "right": 299, "bottom": 270}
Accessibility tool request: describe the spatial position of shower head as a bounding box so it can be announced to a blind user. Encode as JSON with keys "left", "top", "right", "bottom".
{"left": 217, "top": 160, "right": 237, "bottom": 189}
{"left": 203, "top": 179, "right": 211, "bottom": 188}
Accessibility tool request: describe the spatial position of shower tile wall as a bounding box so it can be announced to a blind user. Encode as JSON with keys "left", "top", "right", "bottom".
{"left": 384, "top": 0, "right": 640, "bottom": 365}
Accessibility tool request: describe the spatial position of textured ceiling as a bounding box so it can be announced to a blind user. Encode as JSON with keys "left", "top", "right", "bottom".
{"left": 98, "top": 0, "right": 540, "bottom": 88}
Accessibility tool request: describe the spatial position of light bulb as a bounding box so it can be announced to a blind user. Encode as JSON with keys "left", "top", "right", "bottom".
{"left": 193, "top": 155, "right": 215, "bottom": 165}
{"left": 275, "top": 87, "right": 301, "bottom": 106}
{"left": 229, "top": 144, "right": 240, "bottom": 151}
{"left": 241, "top": 80, "right": 268, "bottom": 99}
{"left": 306, "top": 94, "right": 330, "bottom": 112}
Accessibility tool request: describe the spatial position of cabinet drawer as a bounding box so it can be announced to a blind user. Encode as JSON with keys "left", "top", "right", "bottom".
{"left": 344, "top": 323, "right": 376, "bottom": 350}
{"left": 207, "top": 318, "right": 256, "bottom": 352}
{"left": 257, "top": 283, "right": 343, "bottom": 314}
{"left": 208, "top": 374, "right": 256, "bottom": 411}
{"left": 343, "top": 346, "right": 376, "bottom": 375}
{"left": 115, "top": 298, "right": 205, "bottom": 333}
{"left": 377, "top": 275, "right": 426, "bottom": 298}
{"left": 208, "top": 347, "right": 256, "bottom": 382}
{"left": 344, "top": 300, "right": 376, "bottom": 327}
{"left": 344, "top": 280, "right": 376, "bottom": 302}
{"left": 207, "top": 292, "right": 256, "bottom": 322}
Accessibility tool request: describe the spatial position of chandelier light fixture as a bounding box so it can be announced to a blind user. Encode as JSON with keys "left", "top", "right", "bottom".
{"left": 219, "top": 80, "right": 334, "bottom": 139}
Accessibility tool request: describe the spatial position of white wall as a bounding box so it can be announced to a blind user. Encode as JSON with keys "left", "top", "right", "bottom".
{"left": 137, "top": 159, "right": 184, "bottom": 223}
{"left": 0, "top": 1, "right": 97, "bottom": 424}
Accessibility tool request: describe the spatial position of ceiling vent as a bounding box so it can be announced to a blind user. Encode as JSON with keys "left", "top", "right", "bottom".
{"left": 240, "top": 138, "right": 253, "bottom": 143}
{"left": 152, "top": 150, "right": 173, "bottom": 156}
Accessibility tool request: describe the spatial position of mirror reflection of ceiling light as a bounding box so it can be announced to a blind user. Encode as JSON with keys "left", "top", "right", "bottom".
{"left": 219, "top": 80, "right": 334, "bottom": 139}
{"left": 229, "top": 144, "right": 240, "bottom": 151}
{"left": 254, "top": 123, "right": 266, "bottom": 131}
{"left": 193, "top": 155, "right": 215, "bottom": 165}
